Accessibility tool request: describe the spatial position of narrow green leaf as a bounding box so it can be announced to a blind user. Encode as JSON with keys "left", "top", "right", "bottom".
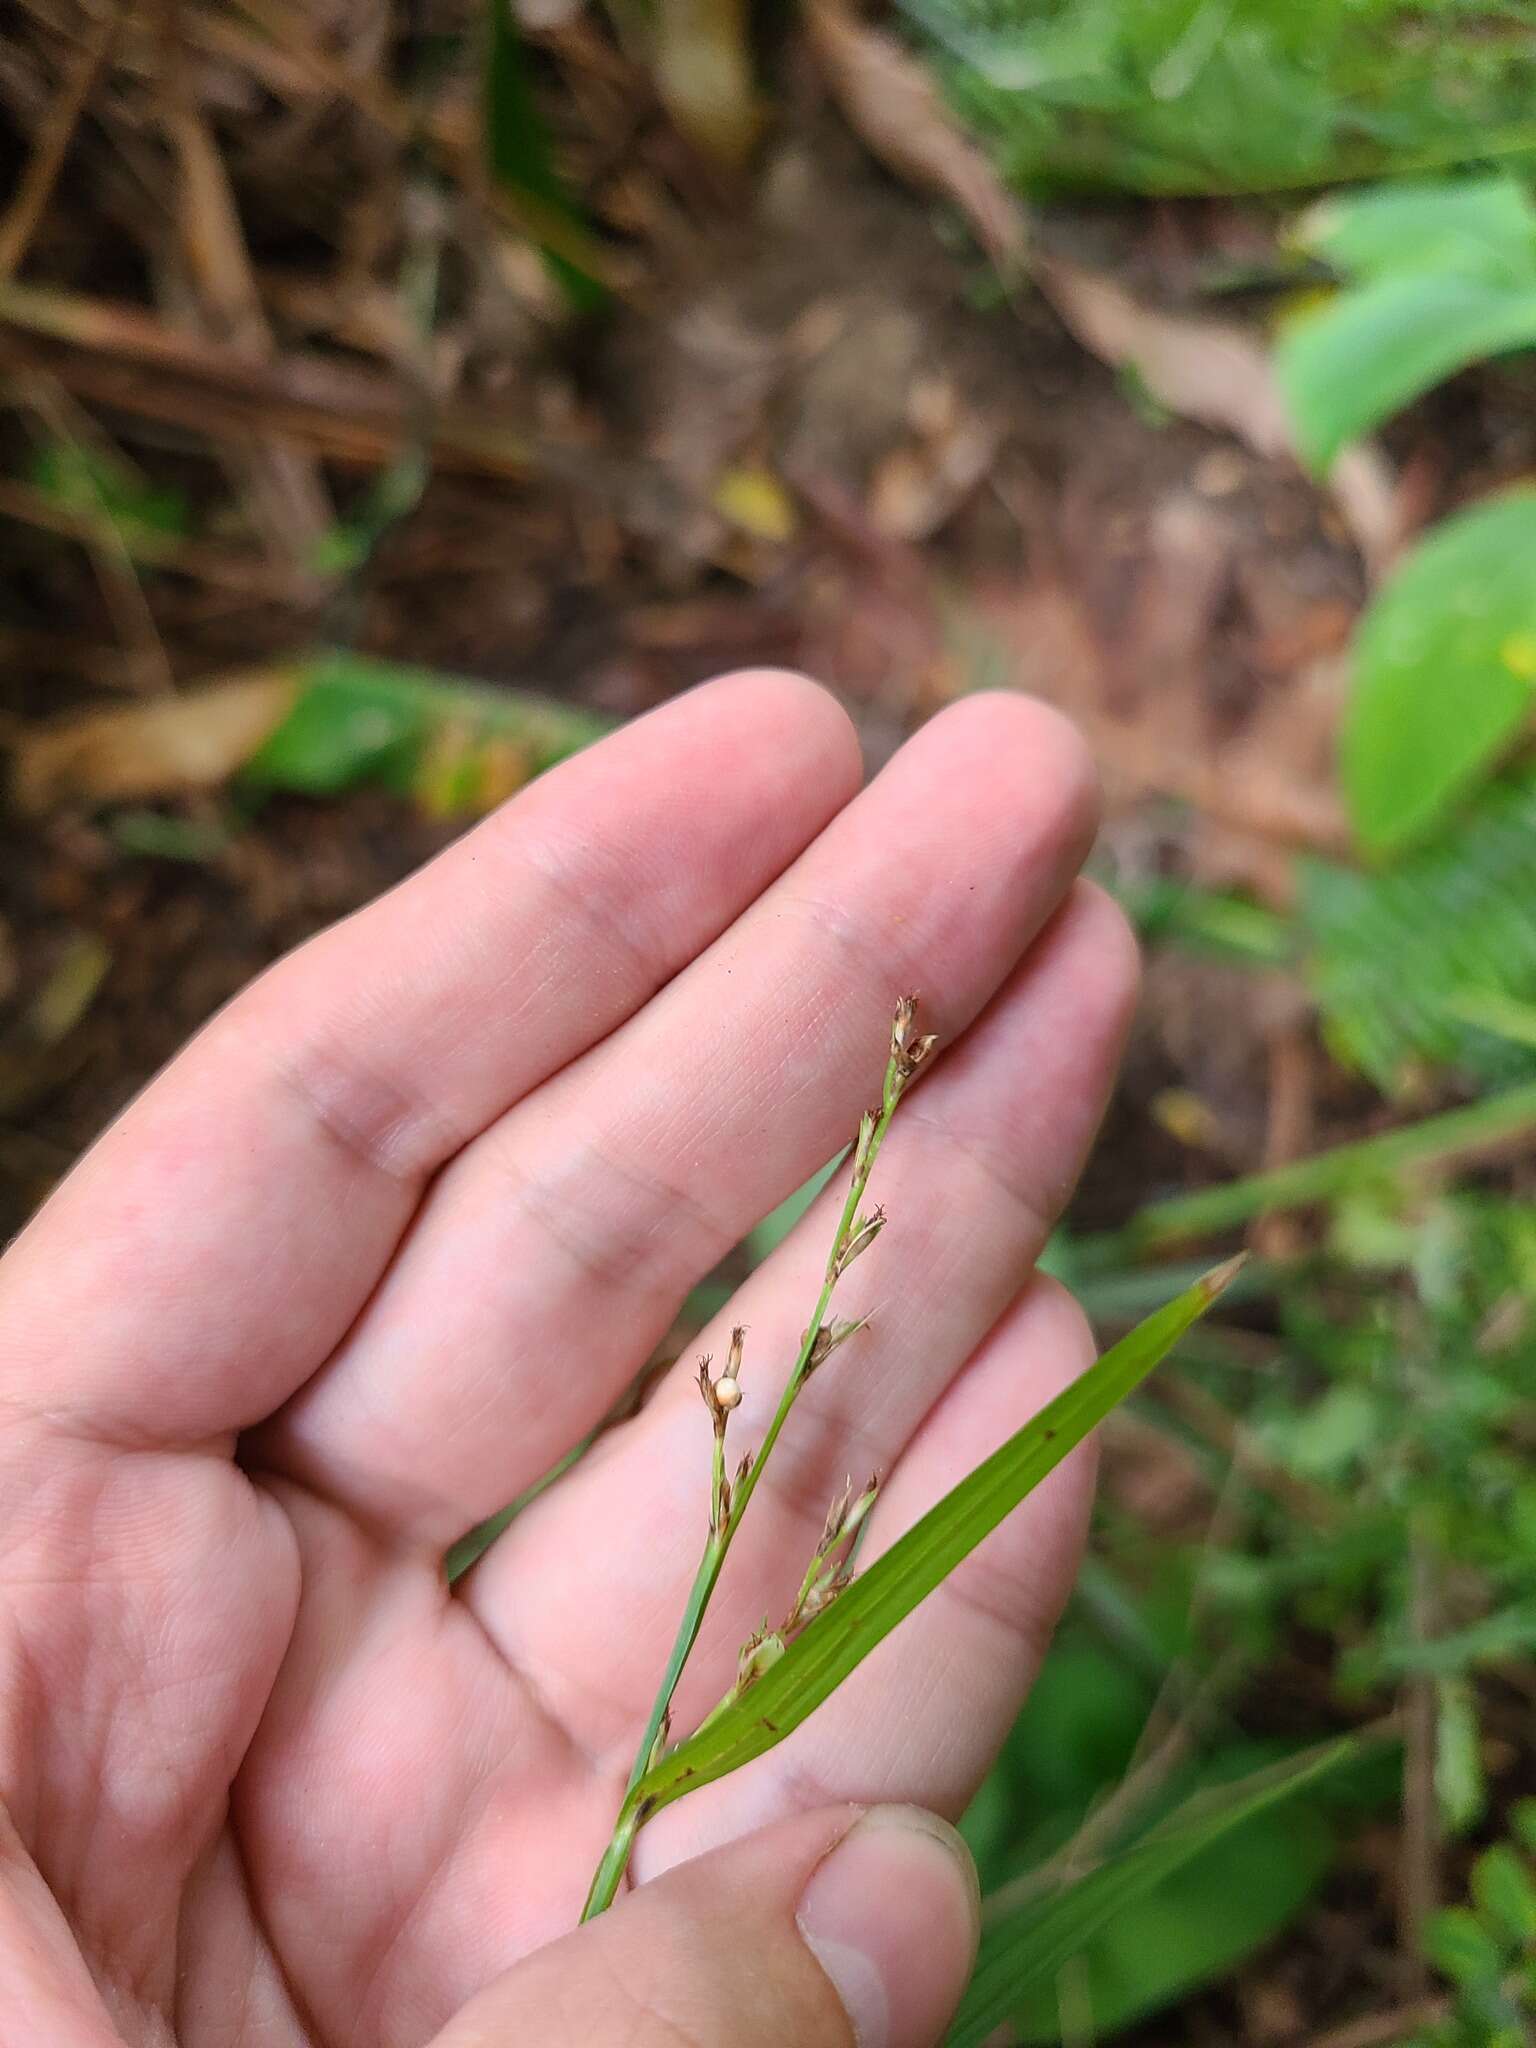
{"left": 1111, "top": 875, "right": 1295, "bottom": 968}
{"left": 1447, "top": 987, "right": 1536, "bottom": 1053}
{"left": 1082, "top": 1081, "right": 1536, "bottom": 1261}
{"left": 483, "top": 0, "right": 605, "bottom": 310}
{"left": 946, "top": 1736, "right": 1367, "bottom": 2048}
{"left": 626, "top": 1263, "right": 1240, "bottom": 1824}
{"left": 1294, "top": 177, "right": 1536, "bottom": 288}
{"left": 999, "top": 1784, "right": 1337, "bottom": 2042}
{"left": 1356, "top": 1600, "right": 1536, "bottom": 1683}
{"left": 1342, "top": 489, "right": 1536, "bottom": 855}
{"left": 1435, "top": 1674, "right": 1487, "bottom": 1835}
{"left": 1276, "top": 275, "right": 1536, "bottom": 473}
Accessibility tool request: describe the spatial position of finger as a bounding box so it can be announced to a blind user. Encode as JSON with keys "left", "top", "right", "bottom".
{"left": 0, "top": 671, "right": 858, "bottom": 1444}
{"left": 265, "top": 694, "right": 1098, "bottom": 1546}
{"left": 428, "top": 1804, "right": 978, "bottom": 2048}
{"left": 469, "top": 882, "right": 1136, "bottom": 1758}
{"left": 0, "top": 1807, "right": 126, "bottom": 2048}
{"left": 639, "top": 1277, "right": 1096, "bottom": 1871}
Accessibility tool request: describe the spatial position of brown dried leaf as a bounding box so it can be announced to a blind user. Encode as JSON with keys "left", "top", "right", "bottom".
{"left": 804, "top": 0, "right": 1027, "bottom": 273}
{"left": 1039, "top": 256, "right": 1292, "bottom": 455}
{"left": 0, "top": 280, "right": 533, "bottom": 480}
{"left": 11, "top": 670, "right": 295, "bottom": 812}
{"left": 158, "top": 97, "right": 332, "bottom": 561}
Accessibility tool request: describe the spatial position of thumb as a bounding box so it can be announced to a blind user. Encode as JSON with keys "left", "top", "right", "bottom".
{"left": 431, "top": 1804, "right": 980, "bottom": 2048}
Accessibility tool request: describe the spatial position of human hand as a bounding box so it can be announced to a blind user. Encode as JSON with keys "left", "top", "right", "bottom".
{"left": 0, "top": 672, "right": 1136, "bottom": 2047}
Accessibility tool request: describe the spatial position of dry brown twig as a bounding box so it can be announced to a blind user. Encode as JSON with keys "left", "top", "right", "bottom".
{"left": 0, "top": 2, "right": 123, "bottom": 283}
{"left": 152, "top": 0, "right": 333, "bottom": 571}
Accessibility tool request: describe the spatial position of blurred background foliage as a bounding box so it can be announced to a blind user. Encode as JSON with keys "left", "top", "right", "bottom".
{"left": 7, "top": 1, "right": 1536, "bottom": 2042}
{"left": 911, "top": 0, "right": 1536, "bottom": 194}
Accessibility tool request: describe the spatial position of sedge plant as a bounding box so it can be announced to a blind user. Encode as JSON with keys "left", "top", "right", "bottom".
{"left": 582, "top": 997, "right": 1243, "bottom": 1921}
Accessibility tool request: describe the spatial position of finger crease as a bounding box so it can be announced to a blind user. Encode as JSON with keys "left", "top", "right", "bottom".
{"left": 494, "top": 1143, "right": 735, "bottom": 1304}
{"left": 898, "top": 1102, "right": 1056, "bottom": 1251}
{"left": 262, "top": 1034, "right": 464, "bottom": 1187}
{"left": 519, "top": 833, "right": 675, "bottom": 1004}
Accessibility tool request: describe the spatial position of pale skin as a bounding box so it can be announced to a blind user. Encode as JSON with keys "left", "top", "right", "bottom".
{"left": 0, "top": 672, "right": 1138, "bottom": 2048}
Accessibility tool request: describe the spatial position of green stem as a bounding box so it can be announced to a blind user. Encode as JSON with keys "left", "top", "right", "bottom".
{"left": 581, "top": 1791, "right": 645, "bottom": 1922}
{"left": 581, "top": 1032, "right": 912, "bottom": 1920}
{"left": 621, "top": 1541, "right": 720, "bottom": 1803}
{"left": 1087, "top": 1080, "right": 1536, "bottom": 1261}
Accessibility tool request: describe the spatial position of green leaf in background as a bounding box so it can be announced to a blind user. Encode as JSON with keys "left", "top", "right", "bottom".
{"left": 1081, "top": 1085, "right": 1536, "bottom": 1264}
{"left": 483, "top": 0, "right": 605, "bottom": 311}
{"left": 11, "top": 651, "right": 609, "bottom": 822}
{"left": 621, "top": 1262, "right": 1240, "bottom": 1826}
{"left": 1302, "top": 764, "right": 1536, "bottom": 1092}
{"left": 1339, "top": 490, "right": 1536, "bottom": 855}
{"left": 1293, "top": 175, "right": 1536, "bottom": 287}
{"left": 1277, "top": 176, "right": 1536, "bottom": 473}
{"left": 962, "top": 1633, "right": 1157, "bottom": 1889}
{"left": 1426, "top": 1903, "right": 1507, "bottom": 1989}
{"left": 1436, "top": 1673, "right": 1488, "bottom": 1835}
{"left": 1109, "top": 874, "right": 1295, "bottom": 968}
{"left": 1277, "top": 274, "right": 1536, "bottom": 473}
{"left": 1005, "top": 1787, "right": 1336, "bottom": 2042}
{"left": 1472, "top": 1842, "right": 1536, "bottom": 1947}
{"left": 107, "top": 808, "right": 229, "bottom": 865}
{"left": 906, "top": 0, "right": 1536, "bottom": 198}
{"left": 29, "top": 439, "right": 192, "bottom": 548}
{"left": 958, "top": 1612, "right": 1385, "bottom": 2042}
{"left": 946, "top": 1735, "right": 1367, "bottom": 2048}
{"left": 245, "top": 651, "right": 608, "bottom": 805}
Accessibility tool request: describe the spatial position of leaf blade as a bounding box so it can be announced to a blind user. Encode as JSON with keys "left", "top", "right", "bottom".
{"left": 628, "top": 1263, "right": 1240, "bottom": 1822}
{"left": 1341, "top": 488, "right": 1536, "bottom": 855}
{"left": 482, "top": 0, "right": 605, "bottom": 310}
{"left": 1276, "top": 275, "right": 1536, "bottom": 473}
{"left": 946, "top": 1735, "right": 1370, "bottom": 2048}
{"left": 1294, "top": 176, "right": 1536, "bottom": 287}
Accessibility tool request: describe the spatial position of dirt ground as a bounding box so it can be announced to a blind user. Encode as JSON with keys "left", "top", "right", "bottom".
{"left": 3, "top": 8, "right": 1531, "bottom": 2041}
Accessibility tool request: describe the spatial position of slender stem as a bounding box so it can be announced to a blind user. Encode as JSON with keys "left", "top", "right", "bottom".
{"left": 620, "top": 1542, "right": 720, "bottom": 1803}
{"left": 581, "top": 1791, "right": 645, "bottom": 1922}
{"left": 581, "top": 1008, "right": 924, "bottom": 1920}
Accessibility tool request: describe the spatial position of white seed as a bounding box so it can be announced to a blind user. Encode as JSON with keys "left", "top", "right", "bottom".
{"left": 713, "top": 1376, "right": 742, "bottom": 1410}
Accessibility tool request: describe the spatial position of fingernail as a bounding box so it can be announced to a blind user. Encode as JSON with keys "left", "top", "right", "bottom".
{"left": 797, "top": 1806, "right": 980, "bottom": 2048}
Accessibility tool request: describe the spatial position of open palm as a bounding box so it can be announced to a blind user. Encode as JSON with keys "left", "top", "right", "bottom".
{"left": 0, "top": 673, "right": 1136, "bottom": 2048}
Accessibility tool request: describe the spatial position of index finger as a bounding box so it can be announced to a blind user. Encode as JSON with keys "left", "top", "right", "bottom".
{"left": 0, "top": 671, "right": 859, "bottom": 1447}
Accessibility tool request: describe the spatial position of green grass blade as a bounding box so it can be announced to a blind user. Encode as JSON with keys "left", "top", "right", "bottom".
{"left": 483, "top": 0, "right": 605, "bottom": 310}
{"left": 1082, "top": 1081, "right": 1536, "bottom": 1261}
{"left": 625, "top": 1261, "right": 1241, "bottom": 1825}
{"left": 946, "top": 1735, "right": 1370, "bottom": 2048}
